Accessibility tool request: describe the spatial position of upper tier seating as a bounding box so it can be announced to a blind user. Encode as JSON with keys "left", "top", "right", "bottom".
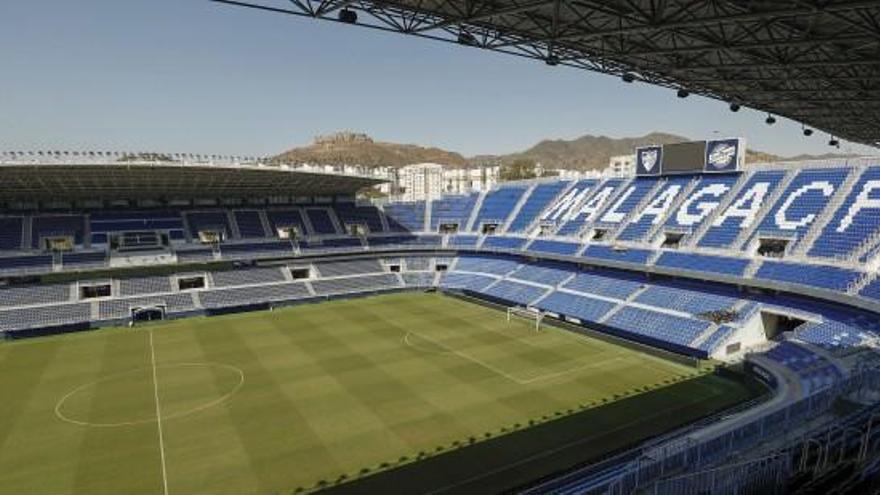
{"left": 233, "top": 210, "right": 267, "bottom": 238}
{"left": 305, "top": 208, "right": 339, "bottom": 235}
{"left": 220, "top": 241, "right": 292, "bottom": 258}
{"left": 316, "top": 259, "right": 384, "bottom": 277}
{"left": 810, "top": 167, "right": 880, "bottom": 259}
{"left": 211, "top": 267, "right": 286, "bottom": 287}
{"left": 507, "top": 181, "right": 570, "bottom": 233}
{"left": 383, "top": 201, "right": 425, "bottom": 232}
{"left": 0, "top": 217, "right": 23, "bottom": 250}
{"left": 32, "top": 215, "right": 85, "bottom": 247}
{"left": 748, "top": 168, "right": 850, "bottom": 250}
{"left": 662, "top": 174, "right": 741, "bottom": 236}
{"left": 697, "top": 170, "right": 788, "bottom": 248}
{"left": 334, "top": 203, "right": 384, "bottom": 233}
{"left": 186, "top": 211, "right": 230, "bottom": 238}
{"left": 431, "top": 194, "right": 478, "bottom": 231}
{"left": 266, "top": 209, "right": 308, "bottom": 237}
{"left": 553, "top": 179, "right": 606, "bottom": 235}
{"left": 592, "top": 178, "right": 659, "bottom": 228}
{"left": 472, "top": 186, "right": 527, "bottom": 230}
{"left": 616, "top": 176, "right": 693, "bottom": 241}
{"left": 860, "top": 277, "right": 880, "bottom": 302}
{"left": 90, "top": 210, "right": 185, "bottom": 242}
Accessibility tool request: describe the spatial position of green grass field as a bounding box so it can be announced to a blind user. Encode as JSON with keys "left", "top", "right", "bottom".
{"left": 0, "top": 292, "right": 753, "bottom": 494}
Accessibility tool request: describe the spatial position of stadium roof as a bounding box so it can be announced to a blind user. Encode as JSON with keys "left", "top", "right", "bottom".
{"left": 0, "top": 161, "right": 385, "bottom": 201}
{"left": 215, "top": 0, "right": 880, "bottom": 147}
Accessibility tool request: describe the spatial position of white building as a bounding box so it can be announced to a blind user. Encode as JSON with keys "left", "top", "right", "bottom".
{"left": 396, "top": 163, "right": 445, "bottom": 202}
{"left": 606, "top": 154, "right": 636, "bottom": 177}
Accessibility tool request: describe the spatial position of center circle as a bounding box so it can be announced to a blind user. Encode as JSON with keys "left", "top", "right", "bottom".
{"left": 55, "top": 362, "right": 244, "bottom": 428}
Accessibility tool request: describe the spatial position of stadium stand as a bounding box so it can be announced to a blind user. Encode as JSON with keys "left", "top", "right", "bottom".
{"left": 439, "top": 272, "right": 497, "bottom": 291}
{"left": 481, "top": 236, "right": 527, "bottom": 250}
{"left": 311, "top": 273, "right": 401, "bottom": 295}
{"left": 654, "top": 251, "right": 750, "bottom": 276}
{"left": 506, "top": 181, "right": 570, "bottom": 233}
{"left": 754, "top": 260, "right": 860, "bottom": 291}
{"left": 0, "top": 284, "right": 71, "bottom": 307}
{"left": 481, "top": 279, "right": 548, "bottom": 306}
{"left": 809, "top": 166, "right": 880, "bottom": 259}
{"left": 199, "top": 283, "right": 310, "bottom": 309}
{"left": 383, "top": 201, "right": 425, "bottom": 232}
{"left": 211, "top": 267, "right": 286, "bottom": 287}
{"left": 316, "top": 259, "right": 384, "bottom": 277}
{"left": 537, "top": 291, "right": 616, "bottom": 322}
{"left": 233, "top": 210, "right": 268, "bottom": 238}
{"left": 526, "top": 239, "right": 581, "bottom": 256}
{"left": 0, "top": 217, "right": 24, "bottom": 250}
{"left": 697, "top": 170, "right": 788, "bottom": 248}
{"left": 118, "top": 276, "right": 173, "bottom": 296}
{"left": 186, "top": 211, "right": 230, "bottom": 239}
{"left": 304, "top": 208, "right": 339, "bottom": 235}
{"left": 31, "top": 215, "right": 85, "bottom": 248}
{"left": 471, "top": 185, "right": 527, "bottom": 229}
{"left": 430, "top": 193, "right": 478, "bottom": 231}
{"left": 605, "top": 306, "right": 710, "bottom": 348}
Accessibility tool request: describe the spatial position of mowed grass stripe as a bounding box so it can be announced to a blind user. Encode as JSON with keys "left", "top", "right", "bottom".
{"left": 73, "top": 330, "right": 164, "bottom": 495}
{"left": 287, "top": 306, "right": 469, "bottom": 452}
{"left": 153, "top": 320, "right": 260, "bottom": 495}
{"left": 192, "top": 315, "right": 344, "bottom": 494}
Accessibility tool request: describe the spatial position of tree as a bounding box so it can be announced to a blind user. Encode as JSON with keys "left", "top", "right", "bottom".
{"left": 499, "top": 158, "right": 538, "bottom": 181}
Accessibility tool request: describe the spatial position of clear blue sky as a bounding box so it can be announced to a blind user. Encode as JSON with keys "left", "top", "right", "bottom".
{"left": 1, "top": 0, "right": 876, "bottom": 158}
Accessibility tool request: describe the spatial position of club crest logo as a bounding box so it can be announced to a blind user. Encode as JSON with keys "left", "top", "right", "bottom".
{"left": 708, "top": 143, "right": 737, "bottom": 169}
{"left": 640, "top": 149, "right": 659, "bottom": 172}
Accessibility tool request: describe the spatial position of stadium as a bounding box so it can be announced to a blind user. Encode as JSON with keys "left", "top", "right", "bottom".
{"left": 1, "top": 144, "right": 880, "bottom": 494}
{"left": 5, "top": 1, "right": 880, "bottom": 495}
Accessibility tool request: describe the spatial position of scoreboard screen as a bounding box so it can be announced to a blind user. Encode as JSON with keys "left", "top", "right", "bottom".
{"left": 661, "top": 141, "right": 707, "bottom": 174}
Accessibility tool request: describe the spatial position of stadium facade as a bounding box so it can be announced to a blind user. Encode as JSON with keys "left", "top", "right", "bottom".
{"left": 2, "top": 149, "right": 880, "bottom": 493}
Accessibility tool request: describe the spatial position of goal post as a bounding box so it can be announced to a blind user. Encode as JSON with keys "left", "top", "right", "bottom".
{"left": 507, "top": 306, "right": 544, "bottom": 331}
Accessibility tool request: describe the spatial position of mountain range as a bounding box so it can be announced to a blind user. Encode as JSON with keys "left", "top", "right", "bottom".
{"left": 274, "top": 131, "right": 855, "bottom": 171}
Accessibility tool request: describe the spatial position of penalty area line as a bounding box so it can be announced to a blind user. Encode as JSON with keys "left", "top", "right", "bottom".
{"left": 148, "top": 329, "right": 170, "bottom": 495}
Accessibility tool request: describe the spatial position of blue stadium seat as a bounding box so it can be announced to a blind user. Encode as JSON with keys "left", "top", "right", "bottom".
{"left": 507, "top": 181, "right": 570, "bottom": 233}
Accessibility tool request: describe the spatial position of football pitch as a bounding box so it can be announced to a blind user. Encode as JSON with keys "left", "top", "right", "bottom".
{"left": 0, "top": 292, "right": 757, "bottom": 494}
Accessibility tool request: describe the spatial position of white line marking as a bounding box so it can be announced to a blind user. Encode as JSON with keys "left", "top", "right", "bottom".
{"left": 404, "top": 331, "right": 525, "bottom": 384}
{"left": 53, "top": 363, "right": 245, "bottom": 428}
{"left": 148, "top": 329, "right": 170, "bottom": 495}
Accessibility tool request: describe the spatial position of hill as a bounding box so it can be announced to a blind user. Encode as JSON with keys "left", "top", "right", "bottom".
{"left": 273, "top": 131, "right": 467, "bottom": 167}
{"left": 273, "top": 131, "right": 857, "bottom": 171}
{"left": 473, "top": 132, "right": 692, "bottom": 171}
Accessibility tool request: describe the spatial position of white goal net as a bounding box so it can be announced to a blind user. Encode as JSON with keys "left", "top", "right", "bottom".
{"left": 507, "top": 306, "right": 544, "bottom": 331}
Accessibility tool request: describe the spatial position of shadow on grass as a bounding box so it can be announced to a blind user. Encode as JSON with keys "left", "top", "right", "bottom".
{"left": 313, "top": 370, "right": 766, "bottom": 495}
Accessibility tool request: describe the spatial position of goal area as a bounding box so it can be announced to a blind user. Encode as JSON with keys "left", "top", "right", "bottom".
{"left": 506, "top": 306, "right": 544, "bottom": 331}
